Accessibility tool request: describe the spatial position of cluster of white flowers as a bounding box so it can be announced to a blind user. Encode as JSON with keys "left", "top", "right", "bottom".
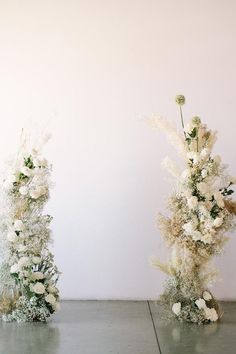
{"left": 0, "top": 136, "right": 60, "bottom": 322}
{"left": 172, "top": 291, "right": 218, "bottom": 322}
{"left": 155, "top": 96, "right": 236, "bottom": 324}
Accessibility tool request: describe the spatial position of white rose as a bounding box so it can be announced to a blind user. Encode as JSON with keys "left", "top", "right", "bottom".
{"left": 172, "top": 302, "right": 181, "bottom": 316}
{"left": 18, "top": 245, "right": 27, "bottom": 252}
{"left": 214, "top": 155, "right": 221, "bottom": 165}
{"left": 14, "top": 219, "right": 25, "bottom": 231}
{"left": 181, "top": 169, "right": 191, "bottom": 180}
{"left": 10, "top": 264, "right": 20, "bottom": 273}
{"left": 201, "top": 169, "right": 207, "bottom": 178}
{"left": 32, "top": 282, "right": 45, "bottom": 294}
{"left": 183, "top": 222, "right": 195, "bottom": 235}
{"left": 47, "top": 285, "right": 58, "bottom": 294}
{"left": 19, "top": 186, "right": 28, "bottom": 196}
{"left": 213, "top": 217, "right": 223, "bottom": 228}
{"left": 201, "top": 233, "right": 213, "bottom": 244}
{"left": 30, "top": 186, "right": 47, "bottom": 199}
{"left": 32, "top": 272, "right": 45, "bottom": 280}
{"left": 7, "top": 231, "right": 17, "bottom": 242}
{"left": 200, "top": 148, "right": 210, "bottom": 159}
{"left": 203, "top": 291, "right": 212, "bottom": 301}
{"left": 192, "top": 230, "right": 202, "bottom": 241}
{"left": 45, "top": 294, "right": 56, "bottom": 305}
{"left": 214, "top": 192, "right": 224, "bottom": 208}
{"left": 53, "top": 302, "right": 61, "bottom": 312}
{"left": 195, "top": 298, "right": 206, "bottom": 310}
{"left": 197, "top": 182, "right": 209, "bottom": 195}
{"left": 21, "top": 166, "right": 32, "bottom": 177}
{"left": 18, "top": 256, "right": 30, "bottom": 268}
{"left": 187, "top": 196, "right": 198, "bottom": 210}
{"left": 204, "top": 307, "right": 218, "bottom": 322}
{"left": 187, "top": 152, "right": 199, "bottom": 165}
{"left": 32, "top": 256, "right": 41, "bottom": 264}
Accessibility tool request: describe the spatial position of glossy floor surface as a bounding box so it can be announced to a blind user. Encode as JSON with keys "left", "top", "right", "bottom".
{"left": 0, "top": 301, "right": 235, "bottom": 354}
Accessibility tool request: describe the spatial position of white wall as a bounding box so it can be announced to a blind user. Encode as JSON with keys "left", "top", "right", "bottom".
{"left": 0, "top": 0, "right": 235, "bottom": 300}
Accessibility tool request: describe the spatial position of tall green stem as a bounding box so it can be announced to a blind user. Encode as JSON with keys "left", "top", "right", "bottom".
{"left": 179, "top": 106, "right": 187, "bottom": 139}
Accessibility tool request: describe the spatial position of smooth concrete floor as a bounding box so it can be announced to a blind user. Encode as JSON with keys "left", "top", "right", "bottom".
{"left": 0, "top": 301, "right": 235, "bottom": 354}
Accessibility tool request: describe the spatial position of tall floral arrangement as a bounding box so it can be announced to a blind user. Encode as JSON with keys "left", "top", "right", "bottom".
{"left": 153, "top": 96, "right": 236, "bottom": 324}
{"left": 0, "top": 133, "right": 60, "bottom": 322}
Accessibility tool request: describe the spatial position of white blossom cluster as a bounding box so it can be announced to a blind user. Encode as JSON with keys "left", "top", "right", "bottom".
{"left": 0, "top": 136, "right": 60, "bottom": 322}
{"left": 154, "top": 96, "right": 236, "bottom": 324}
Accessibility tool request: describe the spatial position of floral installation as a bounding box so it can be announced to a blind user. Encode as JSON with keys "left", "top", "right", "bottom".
{"left": 0, "top": 132, "right": 60, "bottom": 322}
{"left": 152, "top": 95, "right": 236, "bottom": 324}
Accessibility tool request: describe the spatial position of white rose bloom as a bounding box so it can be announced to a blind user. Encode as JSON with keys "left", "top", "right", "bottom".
{"left": 14, "top": 219, "right": 25, "bottom": 231}
{"left": 172, "top": 302, "right": 181, "bottom": 316}
{"left": 201, "top": 169, "right": 207, "bottom": 178}
{"left": 32, "top": 282, "right": 45, "bottom": 294}
{"left": 32, "top": 272, "right": 45, "bottom": 280}
{"left": 32, "top": 256, "right": 41, "bottom": 264}
{"left": 45, "top": 294, "right": 56, "bottom": 305}
{"left": 18, "top": 245, "right": 28, "bottom": 252}
{"left": 10, "top": 264, "right": 20, "bottom": 273}
{"left": 19, "top": 186, "right": 28, "bottom": 196}
{"left": 203, "top": 291, "right": 212, "bottom": 301}
{"left": 195, "top": 298, "right": 207, "bottom": 310}
{"left": 53, "top": 302, "right": 61, "bottom": 312}
{"left": 187, "top": 152, "right": 199, "bottom": 164}
{"left": 201, "top": 233, "right": 213, "bottom": 244}
{"left": 192, "top": 230, "right": 202, "bottom": 241}
{"left": 214, "top": 192, "right": 224, "bottom": 208}
{"left": 30, "top": 186, "right": 47, "bottom": 199}
{"left": 187, "top": 196, "right": 198, "bottom": 210}
{"left": 47, "top": 285, "right": 58, "bottom": 293}
{"left": 200, "top": 148, "right": 210, "bottom": 159}
{"left": 18, "top": 256, "right": 30, "bottom": 268}
{"left": 197, "top": 182, "right": 209, "bottom": 195}
{"left": 7, "top": 231, "right": 17, "bottom": 242}
{"left": 213, "top": 217, "right": 223, "bottom": 228}
{"left": 181, "top": 169, "right": 191, "bottom": 180}
{"left": 214, "top": 155, "right": 221, "bottom": 165}
{"left": 21, "top": 166, "right": 32, "bottom": 177}
{"left": 183, "top": 222, "right": 195, "bottom": 235}
{"left": 204, "top": 307, "right": 218, "bottom": 322}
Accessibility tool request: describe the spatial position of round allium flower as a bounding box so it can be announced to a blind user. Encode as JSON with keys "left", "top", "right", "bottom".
{"left": 32, "top": 256, "right": 41, "bottom": 264}
{"left": 14, "top": 219, "right": 25, "bottom": 231}
{"left": 32, "top": 272, "right": 45, "bottom": 280}
{"left": 192, "top": 116, "right": 201, "bottom": 125}
{"left": 201, "top": 169, "right": 207, "bottom": 178}
{"left": 10, "top": 264, "right": 20, "bottom": 274}
{"left": 45, "top": 294, "right": 56, "bottom": 305}
{"left": 30, "top": 186, "right": 47, "bottom": 199}
{"left": 175, "top": 95, "right": 185, "bottom": 105}
{"left": 7, "top": 231, "right": 17, "bottom": 242}
{"left": 19, "top": 186, "right": 28, "bottom": 196}
{"left": 32, "top": 282, "right": 45, "bottom": 294}
{"left": 172, "top": 302, "right": 181, "bottom": 316}
{"left": 195, "top": 298, "right": 206, "bottom": 310}
{"left": 213, "top": 217, "right": 223, "bottom": 228}
{"left": 203, "top": 291, "right": 212, "bottom": 301}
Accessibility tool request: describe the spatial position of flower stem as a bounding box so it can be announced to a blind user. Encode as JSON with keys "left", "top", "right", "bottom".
{"left": 179, "top": 106, "right": 187, "bottom": 139}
